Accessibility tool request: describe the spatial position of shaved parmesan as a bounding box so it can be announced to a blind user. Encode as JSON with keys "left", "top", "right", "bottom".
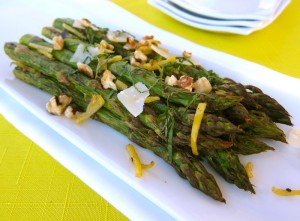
{"left": 70, "top": 43, "right": 100, "bottom": 64}
{"left": 150, "top": 44, "right": 173, "bottom": 59}
{"left": 70, "top": 44, "right": 90, "bottom": 63}
{"left": 87, "top": 46, "right": 100, "bottom": 57}
{"left": 117, "top": 82, "right": 149, "bottom": 117}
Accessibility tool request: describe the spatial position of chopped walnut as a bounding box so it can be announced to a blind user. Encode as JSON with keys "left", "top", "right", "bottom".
{"left": 137, "top": 35, "right": 158, "bottom": 48}
{"left": 64, "top": 106, "right": 78, "bottom": 119}
{"left": 81, "top": 18, "right": 92, "bottom": 27}
{"left": 178, "top": 75, "right": 194, "bottom": 92}
{"left": 193, "top": 77, "right": 212, "bottom": 93}
{"left": 99, "top": 40, "right": 114, "bottom": 54}
{"left": 77, "top": 63, "right": 94, "bottom": 78}
{"left": 81, "top": 18, "right": 99, "bottom": 31}
{"left": 127, "top": 37, "right": 136, "bottom": 45}
{"left": 165, "top": 75, "right": 178, "bottom": 86}
{"left": 52, "top": 35, "right": 64, "bottom": 50}
{"left": 143, "top": 35, "right": 154, "bottom": 40}
{"left": 130, "top": 49, "right": 148, "bottom": 67}
{"left": 134, "top": 50, "right": 147, "bottom": 62}
{"left": 141, "top": 39, "right": 150, "bottom": 45}
{"left": 130, "top": 56, "right": 141, "bottom": 67}
{"left": 136, "top": 39, "right": 149, "bottom": 50}
{"left": 182, "top": 50, "right": 192, "bottom": 58}
{"left": 46, "top": 95, "right": 72, "bottom": 115}
{"left": 148, "top": 39, "right": 161, "bottom": 46}
{"left": 101, "top": 70, "right": 117, "bottom": 90}
{"left": 141, "top": 35, "right": 160, "bottom": 45}
{"left": 123, "top": 37, "right": 136, "bottom": 50}
{"left": 135, "top": 36, "right": 162, "bottom": 53}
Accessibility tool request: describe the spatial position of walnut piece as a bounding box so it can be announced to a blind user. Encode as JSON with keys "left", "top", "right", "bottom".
{"left": 193, "top": 77, "right": 212, "bottom": 93}
{"left": 101, "top": 70, "right": 117, "bottom": 90}
{"left": 52, "top": 35, "right": 64, "bottom": 50}
{"left": 77, "top": 63, "right": 94, "bottom": 78}
{"left": 46, "top": 95, "right": 72, "bottom": 115}
{"left": 182, "top": 50, "right": 192, "bottom": 58}
{"left": 130, "top": 56, "right": 140, "bottom": 66}
{"left": 123, "top": 37, "right": 136, "bottom": 50}
{"left": 81, "top": 18, "right": 99, "bottom": 31}
{"left": 178, "top": 75, "right": 194, "bottom": 92}
{"left": 134, "top": 50, "right": 147, "bottom": 62}
{"left": 64, "top": 106, "right": 77, "bottom": 119}
{"left": 99, "top": 40, "right": 114, "bottom": 54}
{"left": 165, "top": 75, "right": 178, "bottom": 86}
{"left": 130, "top": 50, "right": 148, "bottom": 67}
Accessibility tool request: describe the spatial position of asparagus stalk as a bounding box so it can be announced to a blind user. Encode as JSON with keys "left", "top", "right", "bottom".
{"left": 224, "top": 102, "right": 252, "bottom": 125}
{"left": 217, "top": 78, "right": 261, "bottom": 110}
{"left": 202, "top": 149, "right": 255, "bottom": 193}
{"left": 175, "top": 107, "right": 244, "bottom": 137}
{"left": 233, "top": 134, "right": 275, "bottom": 155}
{"left": 249, "top": 92, "right": 293, "bottom": 125}
{"left": 139, "top": 111, "right": 234, "bottom": 151}
{"left": 242, "top": 110, "right": 287, "bottom": 143}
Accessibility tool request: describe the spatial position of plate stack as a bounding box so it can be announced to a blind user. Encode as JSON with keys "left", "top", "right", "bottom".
{"left": 148, "top": 0, "right": 291, "bottom": 35}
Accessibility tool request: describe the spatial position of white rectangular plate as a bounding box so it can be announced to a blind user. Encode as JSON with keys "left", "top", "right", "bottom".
{"left": 1, "top": 0, "right": 300, "bottom": 220}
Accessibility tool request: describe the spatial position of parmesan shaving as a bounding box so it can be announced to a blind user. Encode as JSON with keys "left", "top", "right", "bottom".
{"left": 150, "top": 44, "right": 173, "bottom": 59}
{"left": 70, "top": 43, "right": 100, "bottom": 64}
{"left": 117, "top": 82, "right": 149, "bottom": 117}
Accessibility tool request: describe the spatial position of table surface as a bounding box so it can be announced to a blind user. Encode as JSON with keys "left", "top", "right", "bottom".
{"left": 1, "top": 0, "right": 299, "bottom": 220}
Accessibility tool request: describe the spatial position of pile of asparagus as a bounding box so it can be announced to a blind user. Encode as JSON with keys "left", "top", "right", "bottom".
{"left": 3, "top": 18, "right": 292, "bottom": 203}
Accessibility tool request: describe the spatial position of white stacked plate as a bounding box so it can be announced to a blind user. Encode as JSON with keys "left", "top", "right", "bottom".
{"left": 148, "top": 0, "right": 291, "bottom": 35}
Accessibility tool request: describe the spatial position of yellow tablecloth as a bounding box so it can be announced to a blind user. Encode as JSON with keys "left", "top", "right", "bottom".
{"left": 0, "top": 0, "right": 299, "bottom": 220}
